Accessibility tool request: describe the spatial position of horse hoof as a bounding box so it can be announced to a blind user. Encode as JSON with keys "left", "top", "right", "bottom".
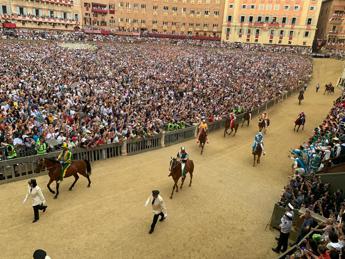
{"left": 170, "top": 196, "right": 173, "bottom": 199}
{"left": 69, "top": 188, "right": 72, "bottom": 191}
{"left": 87, "top": 185, "right": 91, "bottom": 188}
{"left": 54, "top": 196, "right": 58, "bottom": 199}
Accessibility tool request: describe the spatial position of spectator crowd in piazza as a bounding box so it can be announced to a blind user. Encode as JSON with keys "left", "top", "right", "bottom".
{"left": 0, "top": 28, "right": 312, "bottom": 158}
{"left": 275, "top": 93, "right": 345, "bottom": 257}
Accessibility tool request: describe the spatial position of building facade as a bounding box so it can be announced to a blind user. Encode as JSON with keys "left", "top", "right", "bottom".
{"left": 81, "top": 0, "right": 116, "bottom": 31}
{"left": 0, "top": 0, "right": 81, "bottom": 31}
{"left": 222, "top": 0, "right": 322, "bottom": 47}
{"left": 316, "top": 0, "right": 345, "bottom": 44}
{"left": 113, "top": 0, "right": 225, "bottom": 38}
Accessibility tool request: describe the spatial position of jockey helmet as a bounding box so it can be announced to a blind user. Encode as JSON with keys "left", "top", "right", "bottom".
{"left": 181, "top": 147, "right": 186, "bottom": 153}
{"left": 62, "top": 142, "right": 68, "bottom": 149}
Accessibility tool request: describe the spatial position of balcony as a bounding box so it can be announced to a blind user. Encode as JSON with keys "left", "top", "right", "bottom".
{"left": 91, "top": 8, "right": 108, "bottom": 14}
{"left": 24, "top": 0, "right": 73, "bottom": 7}
{"left": 0, "top": 14, "right": 79, "bottom": 25}
{"left": 268, "top": 22, "right": 280, "bottom": 28}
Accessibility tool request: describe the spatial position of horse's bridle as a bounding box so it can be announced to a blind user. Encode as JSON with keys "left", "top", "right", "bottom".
{"left": 169, "top": 159, "right": 179, "bottom": 171}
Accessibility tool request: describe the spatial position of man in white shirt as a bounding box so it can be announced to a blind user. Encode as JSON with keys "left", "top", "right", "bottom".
{"left": 145, "top": 190, "right": 167, "bottom": 234}
{"left": 23, "top": 179, "right": 47, "bottom": 223}
{"left": 272, "top": 212, "right": 293, "bottom": 253}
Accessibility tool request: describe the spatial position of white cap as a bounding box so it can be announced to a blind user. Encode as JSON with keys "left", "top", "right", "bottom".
{"left": 285, "top": 212, "right": 293, "bottom": 218}
{"left": 288, "top": 203, "right": 294, "bottom": 210}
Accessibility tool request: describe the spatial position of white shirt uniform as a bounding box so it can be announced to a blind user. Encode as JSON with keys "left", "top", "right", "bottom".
{"left": 145, "top": 195, "right": 167, "bottom": 217}
{"left": 23, "top": 185, "right": 46, "bottom": 206}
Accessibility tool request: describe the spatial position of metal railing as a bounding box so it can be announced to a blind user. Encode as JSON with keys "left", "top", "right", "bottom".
{"left": 126, "top": 134, "right": 162, "bottom": 155}
{"left": 164, "top": 126, "right": 197, "bottom": 147}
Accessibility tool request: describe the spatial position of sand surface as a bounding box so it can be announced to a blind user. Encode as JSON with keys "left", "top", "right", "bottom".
{"left": 0, "top": 59, "right": 343, "bottom": 259}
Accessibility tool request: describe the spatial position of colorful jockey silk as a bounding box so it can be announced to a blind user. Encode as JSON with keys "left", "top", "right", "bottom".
{"left": 57, "top": 149, "right": 72, "bottom": 180}
{"left": 252, "top": 132, "right": 264, "bottom": 149}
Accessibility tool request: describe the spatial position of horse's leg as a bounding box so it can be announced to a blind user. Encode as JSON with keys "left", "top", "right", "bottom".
{"left": 302, "top": 123, "right": 305, "bottom": 130}
{"left": 69, "top": 173, "right": 79, "bottom": 191}
{"left": 253, "top": 154, "right": 256, "bottom": 167}
{"left": 86, "top": 174, "right": 91, "bottom": 187}
{"left": 224, "top": 128, "right": 227, "bottom": 137}
{"left": 201, "top": 143, "right": 204, "bottom": 155}
{"left": 189, "top": 172, "right": 193, "bottom": 187}
{"left": 257, "top": 154, "right": 261, "bottom": 164}
{"left": 170, "top": 183, "right": 176, "bottom": 199}
{"left": 175, "top": 182, "right": 179, "bottom": 192}
{"left": 247, "top": 119, "right": 250, "bottom": 127}
{"left": 180, "top": 176, "right": 186, "bottom": 189}
{"left": 54, "top": 181, "right": 60, "bottom": 199}
{"left": 294, "top": 124, "right": 296, "bottom": 131}
{"left": 47, "top": 178, "right": 55, "bottom": 194}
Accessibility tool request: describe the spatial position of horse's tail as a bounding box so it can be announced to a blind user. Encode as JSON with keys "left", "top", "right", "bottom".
{"left": 84, "top": 160, "right": 91, "bottom": 175}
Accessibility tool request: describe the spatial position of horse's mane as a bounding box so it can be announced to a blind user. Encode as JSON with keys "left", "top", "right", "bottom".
{"left": 45, "top": 158, "right": 60, "bottom": 164}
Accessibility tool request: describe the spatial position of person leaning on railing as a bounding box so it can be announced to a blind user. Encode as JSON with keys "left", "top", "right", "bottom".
{"left": 35, "top": 138, "right": 47, "bottom": 155}
{"left": 6, "top": 143, "right": 17, "bottom": 159}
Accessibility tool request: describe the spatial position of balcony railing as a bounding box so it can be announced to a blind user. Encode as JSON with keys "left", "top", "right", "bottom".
{"left": 91, "top": 8, "right": 108, "bottom": 14}
{"left": 24, "top": 0, "right": 73, "bottom": 6}
{"left": 0, "top": 14, "right": 79, "bottom": 25}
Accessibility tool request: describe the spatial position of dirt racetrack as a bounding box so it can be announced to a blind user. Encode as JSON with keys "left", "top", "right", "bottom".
{"left": 0, "top": 59, "right": 344, "bottom": 259}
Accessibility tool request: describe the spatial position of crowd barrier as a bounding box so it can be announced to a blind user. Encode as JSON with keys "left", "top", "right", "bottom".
{"left": 0, "top": 80, "right": 308, "bottom": 184}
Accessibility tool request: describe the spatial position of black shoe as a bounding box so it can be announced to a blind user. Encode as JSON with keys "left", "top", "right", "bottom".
{"left": 149, "top": 229, "right": 154, "bottom": 234}
{"left": 32, "top": 219, "right": 39, "bottom": 223}
{"left": 43, "top": 206, "right": 47, "bottom": 213}
{"left": 272, "top": 248, "right": 280, "bottom": 253}
{"left": 159, "top": 217, "right": 166, "bottom": 222}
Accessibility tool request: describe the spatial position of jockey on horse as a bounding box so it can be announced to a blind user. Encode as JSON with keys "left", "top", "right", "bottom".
{"left": 252, "top": 130, "right": 265, "bottom": 155}
{"left": 57, "top": 142, "right": 72, "bottom": 181}
{"left": 177, "top": 147, "right": 189, "bottom": 178}
{"left": 197, "top": 117, "right": 208, "bottom": 144}
{"left": 229, "top": 112, "right": 236, "bottom": 129}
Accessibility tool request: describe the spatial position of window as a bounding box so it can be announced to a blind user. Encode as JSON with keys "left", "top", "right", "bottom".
{"left": 270, "top": 30, "right": 274, "bottom": 36}
{"left": 227, "top": 16, "right": 232, "bottom": 22}
{"left": 63, "top": 12, "right": 67, "bottom": 19}
{"left": 249, "top": 16, "right": 253, "bottom": 23}
{"left": 2, "top": 5, "right": 7, "bottom": 14}
{"left": 172, "top": 7, "right": 177, "bottom": 12}
{"left": 152, "top": 20, "right": 157, "bottom": 24}
{"left": 280, "top": 30, "right": 284, "bottom": 36}
{"left": 257, "top": 16, "right": 262, "bottom": 22}
{"left": 256, "top": 29, "right": 260, "bottom": 35}
{"left": 141, "top": 4, "right": 146, "bottom": 9}
{"left": 163, "top": 6, "right": 168, "bottom": 11}
{"left": 19, "top": 7, "right": 24, "bottom": 15}
{"left": 75, "top": 14, "right": 78, "bottom": 20}
{"left": 272, "top": 17, "right": 277, "bottom": 23}
{"left": 49, "top": 10, "right": 54, "bottom": 17}
{"left": 35, "top": 8, "right": 39, "bottom": 16}
{"left": 310, "top": 6, "right": 315, "bottom": 11}
{"left": 205, "top": 10, "right": 209, "bottom": 15}
{"left": 265, "top": 16, "right": 269, "bottom": 23}
{"left": 240, "top": 16, "right": 245, "bottom": 23}
{"left": 282, "top": 17, "right": 287, "bottom": 24}
{"left": 284, "top": 5, "right": 289, "bottom": 10}
{"left": 292, "top": 18, "right": 296, "bottom": 25}
{"left": 251, "top": 5, "right": 255, "bottom": 9}
{"left": 153, "top": 6, "right": 158, "bottom": 10}
{"left": 242, "top": 5, "right": 246, "bottom": 9}
{"left": 289, "top": 31, "right": 294, "bottom": 37}
{"left": 214, "top": 11, "right": 219, "bottom": 16}
{"left": 247, "top": 29, "right": 251, "bottom": 35}
{"left": 294, "top": 5, "right": 300, "bottom": 11}
{"left": 229, "top": 4, "right": 233, "bottom": 9}
{"left": 307, "top": 18, "right": 312, "bottom": 25}
{"left": 304, "top": 31, "right": 309, "bottom": 37}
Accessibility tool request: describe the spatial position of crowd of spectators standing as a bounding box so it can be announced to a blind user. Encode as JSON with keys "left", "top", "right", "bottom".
{"left": 0, "top": 28, "right": 312, "bottom": 158}
{"left": 276, "top": 93, "right": 345, "bottom": 258}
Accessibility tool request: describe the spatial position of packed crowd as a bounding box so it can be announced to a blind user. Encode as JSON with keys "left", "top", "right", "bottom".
{"left": 275, "top": 93, "right": 345, "bottom": 257}
{"left": 0, "top": 28, "right": 312, "bottom": 54}
{"left": 0, "top": 33, "right": 312, "bottom": 157}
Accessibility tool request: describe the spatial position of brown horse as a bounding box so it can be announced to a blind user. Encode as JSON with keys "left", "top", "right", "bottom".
{"left": 294, "top": 116, "right": 306, "bottom": 132}
{"left": 224, "top": 117, "right": 239, "bottom": 137}
{"left": 36, "top": 158, "right": 91, "bottom": 199}
{"left": 252, "top": 144, "right": 263, "bottom": 167}
{"left": 198, "top": 128, "right": 207, "bottom": 155}
{"left": 298, "top": 90, "right": 304, "bottom": 105}
{"left": 241, "top": 111, "right": 251, "bottom": 127}
{"left": 168, "top": 157, "right": 194, "bottom": 199}
{"left": 258, "top": 118, "right": 270, "bottom": 133}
